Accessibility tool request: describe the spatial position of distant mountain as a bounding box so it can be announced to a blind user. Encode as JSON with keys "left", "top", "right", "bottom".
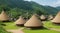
{"left": 56, "top": 6, "right": 60, "bottom": 11}
{"left": 30, "top": 1, "right": 59, "bottom": 15}
{"left": 0, "top": 0, "right": 59, "bottom": 18}
{"left": 44, "top": 6, "right": 58, "bottom": 15}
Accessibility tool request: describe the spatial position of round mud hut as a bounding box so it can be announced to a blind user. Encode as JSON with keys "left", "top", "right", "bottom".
{"left": 52, "top": 11, "right": 60, "bottom": 24}
{"left": 24, "top": 14, "right": 43, "bottom": 29}
{"left": 15, "top": 16, "right": 26, "bottom": 26}
{"left": 40, "top": 15, "right": 46, "bottom": 21}
{"left": 0, "top": 11, "right": 10, "bottom": 22}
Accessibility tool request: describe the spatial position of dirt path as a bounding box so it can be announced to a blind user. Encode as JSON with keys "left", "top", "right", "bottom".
{"left": 7, "top": 28, "right": 25, "bottom": 33}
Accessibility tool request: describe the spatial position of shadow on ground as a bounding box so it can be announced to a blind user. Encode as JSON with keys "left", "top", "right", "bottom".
{"left": 25, "top": 27, "right": 49, "bottom": 30}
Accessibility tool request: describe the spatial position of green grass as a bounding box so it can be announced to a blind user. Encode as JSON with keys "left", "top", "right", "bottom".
{"left": 23, "top": 29, "right": 60, "bottom": 33}
{"left": 0, "top": 24, "right": 11, "bottom": 33}
{"left": 2, "top": 21, "right": 60, "bottom": 33}
{"left": 44, "top": 21, "right": 60, "bottom": 29}
{"left": 3, "top": 22, "right": 22, "bottom": 30}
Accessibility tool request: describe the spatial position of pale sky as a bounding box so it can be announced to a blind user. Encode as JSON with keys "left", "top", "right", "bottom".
{"left": 25, "top": 0, "right": 60, "bottom": 7}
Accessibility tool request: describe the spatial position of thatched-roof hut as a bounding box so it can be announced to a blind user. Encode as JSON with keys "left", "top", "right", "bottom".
{"left": 15, "top": 16, "right": 26, "bottom": 26}
{"left": 52, "top": 12, "right": 60, "bottom": 24}
{"left": 40, "top": 15, "right": 46, "bottom": 21}
{"left": 24, "top": 14, "right": 43, "bottom": 28}
{"left": 48, "top": 15, "right": 54, "bottom": 20}
{"left": 0, "top": 11, "right": 9, "bottom": 21}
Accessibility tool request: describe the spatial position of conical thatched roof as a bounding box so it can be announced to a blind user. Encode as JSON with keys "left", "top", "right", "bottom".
{"left": 48, "top": 15, "right": 54, "bottom": 20}
{"left": 24, "top": 14, "right": 43, "bottom": 27}
{"left": 52, "top": 12, "right": 60, "bottom": 23}
{"left": 15, "top": 16, "right": 26, "bottom": 25}
{"left": 40, "top": 15, "right": 46, "bottom": 20}
{"left": 0, "top": 11, "right": 9, "bottom": 21}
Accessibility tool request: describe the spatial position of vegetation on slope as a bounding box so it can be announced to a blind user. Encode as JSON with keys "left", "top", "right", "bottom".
{"left": 0, "top": 0, "right": 59, "bottom": 19}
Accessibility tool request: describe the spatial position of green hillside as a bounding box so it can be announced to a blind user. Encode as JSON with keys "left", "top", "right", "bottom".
{"left": 0, "top": 0, "right": 59, "bottom": 18}
{"left": 44, "top": 6, "right": 58, "bottom": 15}
{"left": 56, "top": 6, "right": 60, "bottom": 11}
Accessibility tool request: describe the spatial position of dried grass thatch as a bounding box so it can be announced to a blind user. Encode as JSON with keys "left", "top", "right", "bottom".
{"left": 15, "top": 16, "right": 26, "bottom": 26}
{"left": 24, "top": 14, "right": 43, "bottom": 27}
{"left": 52, "top": 12, "right": 60, "bottom": 23}
{"left": 40, "top": 15, "right": 46, "bottom": 21}
{"left": 0, "top": 11, "right": 9, "bottom": 21}
{"left": 48, "top": 15, "right": 54, "bottom": 20}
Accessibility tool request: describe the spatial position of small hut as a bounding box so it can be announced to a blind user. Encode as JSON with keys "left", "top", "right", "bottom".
{"left": 0, "top": 10, "right": 10, "bottom": 22}
{"left": 52, "top": 11, "right": 60, "bottom": 24}
{"left": 15, "top": 16, "right": 26, "bottom": 26}
{"left": 48, "top": 15, "right": 54, "bottom": 20}
{"left": 40, "top": 15, "right": 46, "bottom": 21}
{"left": 24, "top": 14, "right": 43, "bottom": 28}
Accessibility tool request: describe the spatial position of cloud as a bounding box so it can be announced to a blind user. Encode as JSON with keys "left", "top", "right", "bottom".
{"left": 31, "top": 0, "right": 57, "bottom": 7}
{"left": 53, "top": 0, "right": 60, "bottom": 7}
{"left": 25, "top": 0, "right": 60, "bottom": 7}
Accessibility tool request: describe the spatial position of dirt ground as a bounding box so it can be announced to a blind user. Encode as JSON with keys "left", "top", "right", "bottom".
{"left": 7, "top": 28, "right": 24, "bottom": 33}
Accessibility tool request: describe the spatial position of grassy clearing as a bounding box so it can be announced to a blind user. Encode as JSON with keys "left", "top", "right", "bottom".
{"left": 23, "top": 29, "right": 60, "bottom": 33}
{"left": 3, "top": 22, "right": 22, "bottom": 30}
{"left": 43, "top": 21, "right": 60, "bottom": 29}
{"left": 3, "top": 21, "right": 60, "bottom": 29}
{"left": 2, "top": 21, "right": 60, "bottom": 33}
{"left": 23, "top": 21, "right": 60, "bottom": 33}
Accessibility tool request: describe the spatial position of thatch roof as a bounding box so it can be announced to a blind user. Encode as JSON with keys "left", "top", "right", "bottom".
{"left": 24, "top": 14, "right": 43, "bottom": 27}
{"left": 48, "top": 15, "right": 54, "bottom": 20}
{"left": 15, "top": 16, "right": 26, "bottom": 25}
{"left": 0, "top": 11, "right": 9, "bottom": 21}
{"left": 40, "top": 15, "right": 46, "bottom": 20}
{"left": 52, "top": 12, "right": 60, "bottom": 23}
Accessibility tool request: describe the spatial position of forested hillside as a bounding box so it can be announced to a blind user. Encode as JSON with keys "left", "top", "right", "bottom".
{"left": 0, "top": 0, "right": 59, "bottom": 18}
{"left": 56, "top": 6, "right": 60, "bottom": 11}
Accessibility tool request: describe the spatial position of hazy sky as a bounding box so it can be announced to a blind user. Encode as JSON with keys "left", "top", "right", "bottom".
{"left": 25, "top": 0, "right": 60, "bottom": 7}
